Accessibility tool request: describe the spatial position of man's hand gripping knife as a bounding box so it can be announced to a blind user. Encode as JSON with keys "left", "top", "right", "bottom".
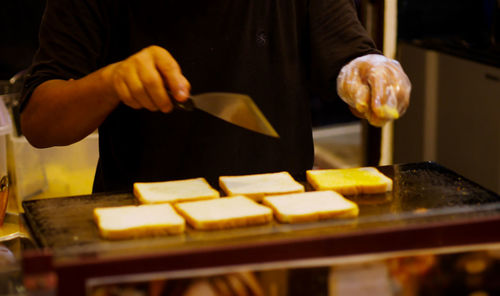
{"left": 337, "top": 54, "right": 411, "bottom": 127}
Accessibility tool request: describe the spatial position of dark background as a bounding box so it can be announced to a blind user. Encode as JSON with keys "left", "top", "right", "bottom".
{"left": 398, "top": 0, "right": 500, "bottom": 67}
{"left": 0, "top": 0, "right": 46, "bottom": 80}
{"left": 3, "top": 0, "right": 500, "bottom": 79}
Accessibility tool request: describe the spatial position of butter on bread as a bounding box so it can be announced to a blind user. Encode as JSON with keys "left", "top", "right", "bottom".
{"left": 94, "top": 203, "right": 185, "bottom": 240}
{"left": 219, "top": 172, "right": 305, "bottom": 202}
{"left": 263, "top": 191, "right": 359, "bottom": 223}
{"left": 174, "top": 196, "right": 273, "bottom": 230}
{"left": 306, "top": 167, "right": 392, "bottom": 195}
{"left": 134, "top": 177, "right": 220, "bottom": 204}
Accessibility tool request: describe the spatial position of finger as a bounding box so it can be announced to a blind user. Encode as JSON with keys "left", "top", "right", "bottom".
{"left": 397, "top": 83, "right": 411, "bottom": 116}
{"left": 395, "top": 70, "right": 411, "bottom": 116}
{"left": 124, "top": 70, "right": 159, "bottom": 112}
{"left": 385, "top": 61, "right": 411, "bottom": 116}
{"left": 352, "top": 82, "right": 371, "bottom": 115}
{"left": 349, "top": 106, "right": 364, "bottom": 119}
{"left": 150, "top": 46, "right": 191, "bottom": 102}
{"left": 368, "top": 70, "right": 399, "bottom": 120}
{"left": 350, "top": 103, "right": 388, "bottom": 127}
{"left": 367, "top": 112, "right": 390, "bottom": 127}
{"left": 115, "top": 78, "right": 142, "bottom": 109}
{"left": 337, "top": 65, "right": 370, "bottom": 114}
{"left": 136, "top": 62, "right": 173, "bottom": 113}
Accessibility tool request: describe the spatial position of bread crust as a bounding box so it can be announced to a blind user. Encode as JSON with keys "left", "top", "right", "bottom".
{"left": 97, "top": 223, "right": 185, "bottom": 240}
{"left": 133, "top": 177, "right": 220, "bottom": 204}
{"left": 175, "top": 196, "right": 273, "bottom": 230}
{"left": 182, "top": 212, "right": 273, "bottom": 230}
{"left": 263, "top": 191, "right": 359, "bottom": 224}
{"left": 93, "top": 204, "right": 185, "bottom": 240}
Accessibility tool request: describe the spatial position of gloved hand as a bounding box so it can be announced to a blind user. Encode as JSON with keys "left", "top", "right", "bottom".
{"left": 337, "top": 54, "right": 411, "bottom": 127}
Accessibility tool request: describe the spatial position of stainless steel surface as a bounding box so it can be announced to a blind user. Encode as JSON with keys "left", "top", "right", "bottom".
{"left": 190, "top": 92, "right": 279, "bottom": 138}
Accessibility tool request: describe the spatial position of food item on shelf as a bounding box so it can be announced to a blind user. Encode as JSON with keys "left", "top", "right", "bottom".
{"left": 262, "top": 191, "right": 359, "bottom": 223}
{"left": 133, "top": 177, "right": 220, "bottom": 204}
{"left": 174, "top": 196, "right": 273, "bottom": 230}
{"left": 306, "top": 167, "right": 393, "bottom": 195}
{"left": 219, "top": 172, "right": 305, "bottom": 202}
{"left": 94, "top": 203, "right": 185, "bottom": 239}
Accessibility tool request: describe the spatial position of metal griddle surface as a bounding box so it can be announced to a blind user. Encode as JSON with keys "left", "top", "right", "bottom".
{"left": 22, "top": 162, "right": 500, "bottom": 259}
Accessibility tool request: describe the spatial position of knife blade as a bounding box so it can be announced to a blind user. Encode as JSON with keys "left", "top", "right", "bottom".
{"left": 170, "top": 91, "right": 279, "bottom": 138}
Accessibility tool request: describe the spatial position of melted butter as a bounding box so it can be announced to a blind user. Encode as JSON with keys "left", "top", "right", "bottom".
{"left": 312, "top": 168, "right": 386, "bottom": 186}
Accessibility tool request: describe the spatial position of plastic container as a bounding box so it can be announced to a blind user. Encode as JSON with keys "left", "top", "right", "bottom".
{"left": 8, "top": 133, "right": 99, "bottom": 210}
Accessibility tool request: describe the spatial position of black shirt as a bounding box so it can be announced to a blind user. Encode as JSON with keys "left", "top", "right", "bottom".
{"left": 22, "top": 0, "right": 379, "bottom": 193}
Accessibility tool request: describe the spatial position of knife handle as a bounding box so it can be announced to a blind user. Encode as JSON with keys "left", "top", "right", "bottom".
{"left": 167, "top": 90, "right": 195, "bottom": 111}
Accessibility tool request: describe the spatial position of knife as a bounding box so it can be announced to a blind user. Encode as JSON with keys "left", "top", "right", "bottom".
{"left": 169, "top": 91, "right": 279, "bottom": 138}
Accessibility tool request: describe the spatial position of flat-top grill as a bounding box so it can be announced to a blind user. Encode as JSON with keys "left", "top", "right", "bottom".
{"left": 21, "top": 162, "right": 500, "bottom": 296}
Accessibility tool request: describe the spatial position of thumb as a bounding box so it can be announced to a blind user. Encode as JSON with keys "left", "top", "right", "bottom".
{"left": 151, "top": 46, "right": 191, "bottom": 102}
{"left": 368, "top": 70, "right": 400, "bottom": 120}
{"left": 337, "top": 65, "right": 370, "bottom": 115}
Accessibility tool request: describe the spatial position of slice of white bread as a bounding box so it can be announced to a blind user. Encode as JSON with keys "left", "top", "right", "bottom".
{"left": 219, "top": 172, "right": 305, "bottom": 202}
{"left": 174, "top": 196, "right": 273, "bottom": 230}
{"left": 306, "top": 167, "right": 392, "bottom": 195}
{"left": 262, "top": 191, "right": 359, "bottom": 223}
{"left": 94, "top": 203, "right": 185, "bottom": 240}
{"left": 134, "top": 177, "right": 220, "bottom": 204}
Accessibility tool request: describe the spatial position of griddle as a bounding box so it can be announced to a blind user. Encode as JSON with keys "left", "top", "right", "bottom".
{"left": 22, "top": 162, "right": 500, "bottom": 261}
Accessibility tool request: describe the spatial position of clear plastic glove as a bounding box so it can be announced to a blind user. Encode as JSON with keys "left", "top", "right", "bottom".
{"left": 337, "top": 54, "right": 411, "bottom": 127}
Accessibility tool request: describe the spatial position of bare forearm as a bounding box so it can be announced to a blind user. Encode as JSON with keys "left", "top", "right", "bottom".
{"left": 21, "top": 68, "right": 119, "bottom": 148}
{"left": 21, "top": 46, "right": 190, "bottom": 148}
